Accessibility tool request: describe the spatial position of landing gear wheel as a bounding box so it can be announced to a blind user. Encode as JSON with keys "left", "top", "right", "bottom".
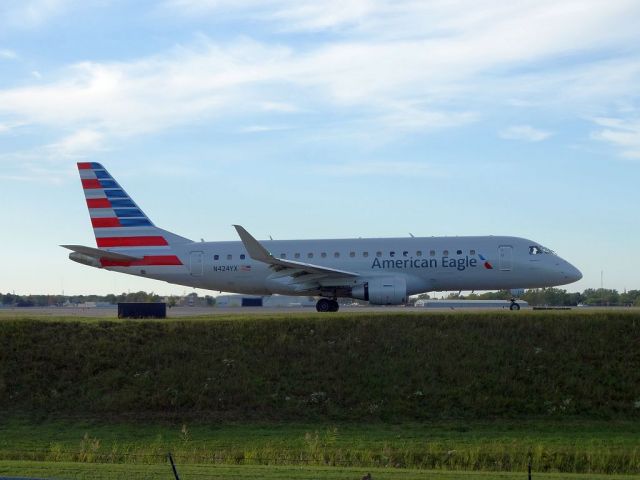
{"left": 316, "top": 298, "right": 339, "bottom": 312}
{"left": 510, "top": 302, "right": 520, "bottom": 311}
{"left": 329, "top": 300, "right": 339, "bottom": 312}
{"left": 316, "top": 298, "right": 331, "bottom": 312}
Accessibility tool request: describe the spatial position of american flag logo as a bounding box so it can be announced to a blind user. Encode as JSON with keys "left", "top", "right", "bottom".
{"left": 240, "top": 265, "right": 252, "bottom": 272}
{"left": 478, "top": 254, "right": 494, "bottom": 270}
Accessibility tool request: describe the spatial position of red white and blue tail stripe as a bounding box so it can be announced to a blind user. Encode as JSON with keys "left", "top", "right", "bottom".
{"left": 77, "top": 162, "right": 190, "bottom": 267}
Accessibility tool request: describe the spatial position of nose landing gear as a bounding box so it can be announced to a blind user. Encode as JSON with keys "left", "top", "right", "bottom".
{"left": 316, "top": 298, "right": 339, "bottom": 312}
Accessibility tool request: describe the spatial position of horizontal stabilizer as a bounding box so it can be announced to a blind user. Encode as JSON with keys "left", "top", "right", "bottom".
{"left": 60, "top": 245, "right": 142, "bottom": 261}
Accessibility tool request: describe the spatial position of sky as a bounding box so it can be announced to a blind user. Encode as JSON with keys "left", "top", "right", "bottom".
{"left": 1, "top": 0, "right": 639, "bottom": 296}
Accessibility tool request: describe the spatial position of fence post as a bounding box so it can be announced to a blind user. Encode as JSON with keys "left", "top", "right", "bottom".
{"left": 528, "top": 454, "right": 532, "bottom": 480}
{"left": 168, "top": 452, "right": 181, "bottom": 480}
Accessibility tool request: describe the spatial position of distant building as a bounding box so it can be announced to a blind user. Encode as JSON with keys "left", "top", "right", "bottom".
{"left": 415, "top": 299, "right": 529, "bottom": 309}
{"left": 216, "top": 294, "right": 315, "bottom": 308}
{"left": 263, "top": 295, "right": 315, "bottom": 308}
{"left": 63, "top": 301, "right": 113, "bottom": 308}
{"left": 170, "top": 292, "right": 212, "bottom": 307}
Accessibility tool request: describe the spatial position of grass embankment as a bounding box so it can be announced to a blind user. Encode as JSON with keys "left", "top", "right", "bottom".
{"left": 1, "top": 311, "right": 639, "bottom": 420}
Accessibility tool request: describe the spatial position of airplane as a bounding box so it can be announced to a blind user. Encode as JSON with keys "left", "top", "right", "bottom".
{"left": 63, "top": 163, "right": 583, "bottom": 312}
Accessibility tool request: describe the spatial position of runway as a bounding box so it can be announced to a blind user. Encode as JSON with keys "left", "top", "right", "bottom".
{"left": 0, "top": 305, "right": 418, "bottom": 317}
{"left": 2, "top": 305, "right": 633, "bottom": 318}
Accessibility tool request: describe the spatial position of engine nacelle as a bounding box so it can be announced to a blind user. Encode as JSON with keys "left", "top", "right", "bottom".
{"left": 351, "top": 276, "right": 407, "bottom": 305}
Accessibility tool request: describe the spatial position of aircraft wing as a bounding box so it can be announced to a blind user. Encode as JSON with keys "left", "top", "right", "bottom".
{"left": 233, "top": 225, "right": 359, "bottom": 278}
{"left": 60, "top": 244, "right": 142, "bottom": 261}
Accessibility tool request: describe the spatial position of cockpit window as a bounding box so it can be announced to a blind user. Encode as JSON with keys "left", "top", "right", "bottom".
{"left": 529, "top": 245, "right": 554, "bottom": 255}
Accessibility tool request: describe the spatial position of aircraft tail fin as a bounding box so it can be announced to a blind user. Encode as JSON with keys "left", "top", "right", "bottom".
{"left": 76, "top": 162, "right": 192, "bottom": 253}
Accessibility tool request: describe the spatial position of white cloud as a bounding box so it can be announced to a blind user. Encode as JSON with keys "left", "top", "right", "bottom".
{"left": 47, "top": 129, "right": 105, "bottom": 157}
{"left": 0, "top": 174, "right": 48, "bottom": 182}
{"left": 165, "top": 0, "right": 640, "bottom": 44}
{"left": 259, "top": 101, "right": 300, "bottom": 113}
{"left": 0, "top": 120, "right": 26, "bottom": 134}
{"left": 0, "top": 0, "right": 71, "bottom": 29}
{"left": 499, "top": 125, "right": 552, "bottom": 142}
{"left": 0, "top": 40, "right": 291, "bottom": 138}
{"left": 0, "top": 162, "right": 72, "bottom": 184}
{"left": 166, "top": 0, "right": 374, "bottom": 32}
{"left": 376, "top": 102, "right": 477, "bottom": 132}
{"left": 315, "top": 160, "right": 447, "bottom": 177}
{"left": 0, "top": 28, "right": 613, "bottom": 144}
{"left": 267, "top": 0, "right": 373, "bottom": 32}
{"left": 0, "top": 49, "right": 18, "bottom": 60}
{"left": 592, "top": 116, "right": 640, "bottom": 159}
{"left": 239, "top": 125, "right": 292, "bottom": 133}
{"left": 0, "top": 0, "right": 638, "bottom": 168}
{"left": 0, "top": 128, "right": 104, "bottom": 167}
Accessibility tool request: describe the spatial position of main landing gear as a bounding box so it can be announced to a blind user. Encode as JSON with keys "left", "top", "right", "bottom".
{"left": 509, "top": 298, "right": 521, "bottom": 311}
{"left": 316, "top": 298, "right": 339, "bottom": 312}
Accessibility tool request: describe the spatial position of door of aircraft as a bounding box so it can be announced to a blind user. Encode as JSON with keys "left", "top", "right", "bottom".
{"left": 190, "top": 251, "right": 204, "bottom": 276}
{"left": 498, "top": 245, "right": 513, "bottom": 271}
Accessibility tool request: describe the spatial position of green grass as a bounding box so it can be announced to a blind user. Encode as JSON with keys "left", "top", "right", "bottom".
{"left": 3, "top": 460, "right": 640, "bottom": 480}
{"left": 1, "top": 419, "right": 639, "bottom": 474}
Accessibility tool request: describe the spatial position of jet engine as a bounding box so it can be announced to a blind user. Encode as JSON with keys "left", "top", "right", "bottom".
{"left": 351, "top": 276, "right": 407, "bottom": 305}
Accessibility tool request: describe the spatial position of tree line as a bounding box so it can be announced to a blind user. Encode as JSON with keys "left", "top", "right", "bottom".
{"left": 1, "top": 288, "right": 639, "bottom": 308}
{"left": 435, "top": 288, "right": 640, "bottom": 307}
{"left": 0, "top": 291, "right": 213, "bottom": 307}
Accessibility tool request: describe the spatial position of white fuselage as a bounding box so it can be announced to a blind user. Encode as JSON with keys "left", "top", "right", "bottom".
{"left": 103, "top": 235, "right": 582, "bottom": 297}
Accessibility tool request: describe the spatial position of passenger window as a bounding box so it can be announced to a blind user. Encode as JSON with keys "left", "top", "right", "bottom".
{"left": 363, "top": 252, "right": 369, "bottom": 258}
{"left": 403, "top": 251, "right": 408, "bottom": 257}
{"left": 416, "top": 250, "right": 422, "bottom": 257}
{"left": 376, "top": 251, "right": 382, "bottom": 257}
{"left": 456, "top": 250, "right": 462, "bottom": 255}
{"left": 443, "top": 250, "right": 449, "bottom": 256}
{"left": 308, "top": 253, "right": 313, "bottom": 259}
{"left": 470, "top": 249, "right": 476, "bottom": 255}
{"left": 349, "top": 252, "right": 355, "bottom": 257}
{"left": 390, "top": 251, "right": 395, "bottom": 257}
{"left": 321, "top": 252, "right": 327, "bottom": 258}
{"left": 294, "top": 253, "right": 300, "bottom": 259}
{"left": 227, "top": 254, "right": 232, "bottom": 260}
{"left": 280, "top": 253, "right": 286, "bottom": 259}
{"left": 240, "top": 254, "right": 245, "bottom": 260}
{"left": 430, "top": 250, "right": 436, "bottom": 256}
{"left": 334, "top": 252, "right": 340, "bottom": 258}
{"left": 214, "top": 254, "right": 219, "bottom": 260}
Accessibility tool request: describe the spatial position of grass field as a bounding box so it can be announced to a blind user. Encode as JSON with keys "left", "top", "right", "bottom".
{"left": 3, "top": 460, "right": 640, "bottom": 480}
{"left": 1, "top": 419, "right": 639, "bottom": 474}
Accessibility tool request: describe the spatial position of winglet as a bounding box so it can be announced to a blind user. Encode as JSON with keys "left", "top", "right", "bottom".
{"left": 233, "top": 225, "right": 273, "bottom": 262}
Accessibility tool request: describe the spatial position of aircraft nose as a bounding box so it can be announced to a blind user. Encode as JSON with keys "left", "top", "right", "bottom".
{"left": 562, "top": 262, "right": 582, "bottom": 283}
